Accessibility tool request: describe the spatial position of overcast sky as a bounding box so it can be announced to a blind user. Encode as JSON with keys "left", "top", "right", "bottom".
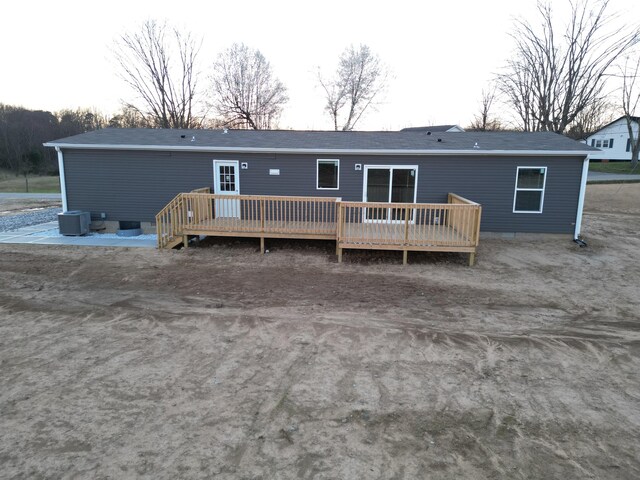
{"left": 2, "top": 0, "right": 638, "bottom": 130}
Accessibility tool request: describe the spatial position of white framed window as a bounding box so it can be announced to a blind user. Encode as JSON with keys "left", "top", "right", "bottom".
{"left": 595, "top": 140, "right": 602, "bottom": 148}
{"left": 513, "top": 167, "right": 547, "bottom": 214}
{"left": 317, "top": 159, "right": 339, "bottom": 190}
{"left": 602, "top": 139, "right": 609, "bottom": 148}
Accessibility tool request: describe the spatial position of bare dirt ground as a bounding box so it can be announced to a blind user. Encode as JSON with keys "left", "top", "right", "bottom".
{"left": 1, "top": 184, "right": 639, "bottom": 479}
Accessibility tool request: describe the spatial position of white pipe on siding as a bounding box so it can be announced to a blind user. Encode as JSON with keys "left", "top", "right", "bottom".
{"left": 55, "top": 146, "right": 68, "bottom": 212}
{"left": 574, "top": 157, "right": 589, "bottom": 239}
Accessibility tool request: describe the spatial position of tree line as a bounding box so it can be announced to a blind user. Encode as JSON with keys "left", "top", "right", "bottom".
{"left": 0, "top": 104, "right": 162, "bottom": 176}
{"left": 468, "top": 0, "right": 639, "bottom": 165}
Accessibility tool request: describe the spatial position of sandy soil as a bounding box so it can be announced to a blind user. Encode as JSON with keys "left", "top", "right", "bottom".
{"left": 1, "top": 184, "right": 639, "bottom": 479}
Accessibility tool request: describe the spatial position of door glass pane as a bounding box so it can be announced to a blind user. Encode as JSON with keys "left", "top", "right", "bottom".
{"left": 218, "top": 165, "right": 236, "bottom": 192}
{"left": 228, "top": 166, "right": 235, "bottom": 191}
{"left": 366, "top": 168, "right": 390, "bottom": 220}
{"left": 391, "top": 169, "right": 416, "bottom": 220}
{"left": 219, "top": 168, "right": 226, "bottom": 191}
{"left": 366, "top": 169, "right": 390, "bottom": 202}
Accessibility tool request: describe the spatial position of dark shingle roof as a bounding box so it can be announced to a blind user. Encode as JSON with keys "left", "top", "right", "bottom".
{"left": 45, "top": 128, "right": 597, "bottom": 153}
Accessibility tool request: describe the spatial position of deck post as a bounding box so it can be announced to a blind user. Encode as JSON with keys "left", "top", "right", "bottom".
{"left": 183, "top": 235, "right": 188, "bottom": 248}
{"left": 469, "top": 252, "right": 476, "bottom": 266}
{"left": 403, "top": 206, "right": 410, "bottom": 245}
{"left": 403, "top": 250, "right": 408, "bottom": 265}
{"left": 260, "top": 237, "right": 265, "bottom": 254}
{"left": 336, "top": 199, "right": 342, "bottom": 257}
{"left": 474, "top": 206, "right": 482, "bottom": 246}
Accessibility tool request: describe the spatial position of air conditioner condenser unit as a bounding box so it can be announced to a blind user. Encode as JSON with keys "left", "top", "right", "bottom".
{"left": 58, "top": 211, "right": 91, "bottom": 236}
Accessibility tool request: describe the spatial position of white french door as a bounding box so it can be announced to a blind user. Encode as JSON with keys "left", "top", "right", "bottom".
{"left": 213, "top": 160, "right": 240, "bottom": 218}
{"left": 363, "top": 165, "right": 418, "bottom": 221}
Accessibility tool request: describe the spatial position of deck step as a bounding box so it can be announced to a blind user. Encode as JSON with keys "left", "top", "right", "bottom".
{"left": 161, "top": 237, "right": 183, "bottom": 249}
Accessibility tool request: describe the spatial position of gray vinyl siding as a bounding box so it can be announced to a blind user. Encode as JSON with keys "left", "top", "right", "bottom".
{"left": 63, "top": 149, "right": 584, "bottom": 233}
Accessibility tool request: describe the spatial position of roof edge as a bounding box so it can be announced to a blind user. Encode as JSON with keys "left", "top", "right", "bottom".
{"left": 43, "top": 142, "right": 592, "bottom": 157}
{"left": 589, "top": 115, "right": 640, "bottom": 136}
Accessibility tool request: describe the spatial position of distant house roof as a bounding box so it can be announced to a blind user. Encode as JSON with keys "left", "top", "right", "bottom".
{"left": 401, "top": 125, "right": 465, "bottom": 133}
{"left": 588, "top": 116, "right": 640, "bottom": 136}
{"left": 45, "top": 128, "right": 596, "bottom": 156}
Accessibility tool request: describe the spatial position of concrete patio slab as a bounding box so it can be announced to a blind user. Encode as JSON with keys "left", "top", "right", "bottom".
{"left": 0, "top": 222, "right": 157, "bottom": 248}
{"left": 2, "top": 236, "right": 41, "bottom": 244}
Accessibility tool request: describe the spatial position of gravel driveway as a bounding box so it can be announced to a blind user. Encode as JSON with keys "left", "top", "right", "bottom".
{"left": 0, "top": 207, "right": 61, "bottom": 232}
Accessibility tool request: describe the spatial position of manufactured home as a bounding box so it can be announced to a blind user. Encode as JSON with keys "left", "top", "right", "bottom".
{"left": 45, "top": 129, "right": 595, "bottom": 264}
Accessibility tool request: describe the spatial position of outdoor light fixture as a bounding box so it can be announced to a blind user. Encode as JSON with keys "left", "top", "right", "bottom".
{"left": 355, "top": 164, "right": 362, "bottom": 171}
{"left": 241, "top": 162, "right": 248, "bottom": 169}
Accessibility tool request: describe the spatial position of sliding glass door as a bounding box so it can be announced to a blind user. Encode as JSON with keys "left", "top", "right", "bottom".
{"left": 364, "top": 166, "right": 417, "bottom": 221}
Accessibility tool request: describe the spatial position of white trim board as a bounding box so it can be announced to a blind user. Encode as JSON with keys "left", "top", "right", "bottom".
{"left": 574, "top": 158, "right": 589, "bottom": 239}
{"left": 55, "top": 147, "right": 68, "bottom": 212}
{"left": 43, "top": 142, "right": 594, "bottom": 157}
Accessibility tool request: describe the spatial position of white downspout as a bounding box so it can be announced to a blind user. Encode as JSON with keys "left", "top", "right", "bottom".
{"left": 55, "top": 146, "right": 68, "bottom": 212}
{"left": 574, "top": 157, "right": 589, "bottom": 240}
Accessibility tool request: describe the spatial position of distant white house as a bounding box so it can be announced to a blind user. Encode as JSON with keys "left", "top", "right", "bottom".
{"left": 401, "top": 125, "right": 465, "bottom": 133}
{"left": 586, "top": 116, "right": 639, "bottom": 161}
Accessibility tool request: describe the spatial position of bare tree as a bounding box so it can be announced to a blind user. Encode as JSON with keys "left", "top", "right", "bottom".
{"left": 468, "top": 88, "right": 503, "bottom": 131}
{"left": 210, "top": 43, "right": 288, "bottom": 130}
{"left": 114, "top": 20, "right": 203, "bottom": 129}
{"left": 565, "top": 96, "right": 615, "bottom": 139}
{"left": 621, "top": 56, "right": 640, "bottom": 168}
{"left": 319, "top": 45, "right": 387, "bottom": 131}
{"left": 496, "top": 0, "right": 638, "bottom": 133}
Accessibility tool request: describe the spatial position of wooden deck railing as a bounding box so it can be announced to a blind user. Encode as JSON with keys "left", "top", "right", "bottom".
{"left": 156, "top": 191, "right": 339, "bottom": 250}
{"left": 336, "top": 194, "right": 482, "bottom": 264}
{"left": 156, "top": 191, "right": 482, "bottom": 264}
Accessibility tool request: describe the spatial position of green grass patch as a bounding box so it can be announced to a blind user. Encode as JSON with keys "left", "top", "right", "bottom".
{"left": 589, "top": 161, "right": 640, "bottom": 174}
{"left": 0, "top": 174, "right": 61, "bottom": 193}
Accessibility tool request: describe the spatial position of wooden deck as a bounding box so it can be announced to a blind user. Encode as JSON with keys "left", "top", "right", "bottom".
{"left": 156, "top": 190, "right": 482, "bottom": 265}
